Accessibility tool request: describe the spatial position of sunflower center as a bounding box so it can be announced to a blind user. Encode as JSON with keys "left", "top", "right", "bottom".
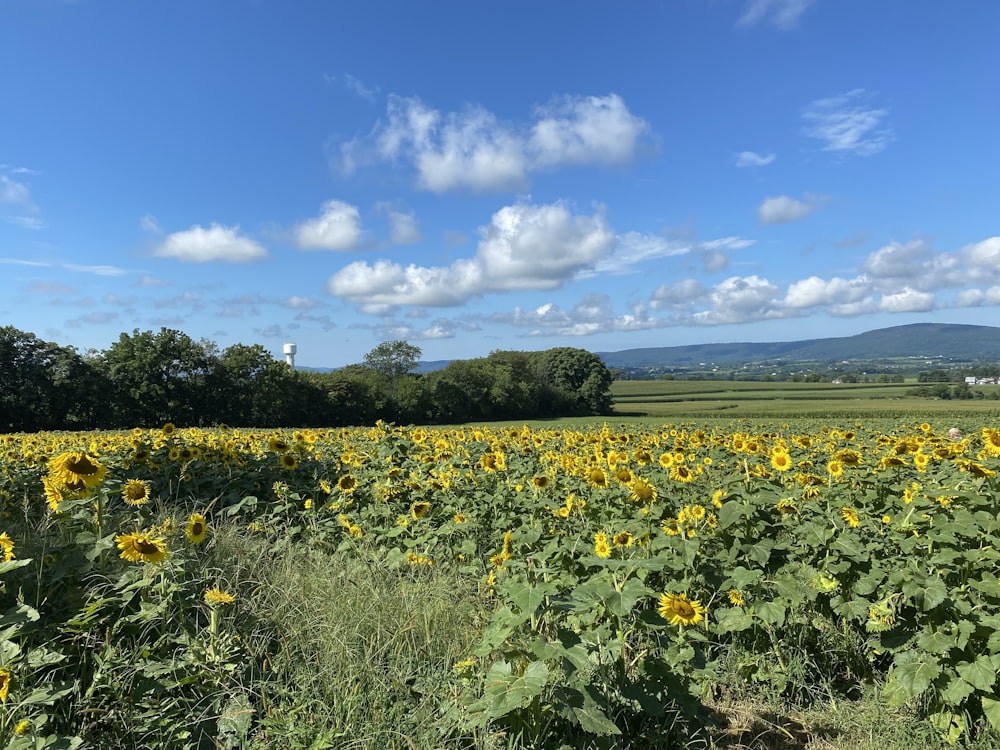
{"left": 67, "top": 456, "right": 99, "bottom": 475}
{"left": 136, "top": 539, "right": 160, "bottom": 555}
{"left": 673, "top": 600, "right": 695, "bottom": 617}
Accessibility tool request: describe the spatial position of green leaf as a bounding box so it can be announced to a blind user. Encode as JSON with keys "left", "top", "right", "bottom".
{"left": 605, "top": 577, "right": 651, "bottom": 618}
{"left": 939, "top": 676, "right": 975, "bottom": 706}
{"left": 883, "top": 653, "right": 941, "bottom": 706}
{"left": 754, "top": 601, "right": 786, "bottom": 627}
{"left": 981, "top": 695, "right": 1000, "bottom": 731}
{"left": 921, "top": 576, "right": 948, "bottom": 611}
{"left": 956, "top": 656, "right": 996, "bottom": 692}
{"left": 714, "top": 606, "right": 754, "bottom": 634}
{"left": 551, "top": 685, "right": 621, "bottom": 736}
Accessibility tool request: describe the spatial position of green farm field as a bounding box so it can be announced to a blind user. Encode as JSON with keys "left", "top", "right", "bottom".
{"left": 610, "top": 379, "right": 1000, "bottom": 419}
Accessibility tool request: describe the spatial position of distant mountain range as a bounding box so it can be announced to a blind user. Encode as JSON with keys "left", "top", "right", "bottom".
{"left": 595, "top": 323, "right": 1000, "bottom": 369}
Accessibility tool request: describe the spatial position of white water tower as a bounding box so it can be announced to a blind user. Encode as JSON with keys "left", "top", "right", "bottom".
{"left": 283, "top": 342, "right": 297, "bottom": 369}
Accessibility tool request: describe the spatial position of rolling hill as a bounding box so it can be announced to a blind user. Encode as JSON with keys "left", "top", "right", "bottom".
{"left": 595, "top": 323, "right": 1000, "bottom": 369}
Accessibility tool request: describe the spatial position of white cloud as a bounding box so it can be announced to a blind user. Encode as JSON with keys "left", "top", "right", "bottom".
{"left": 738, "top": 0, "right": 815, "bottom": 29}
{"left": 692, "top": 275, "right": 785, "bottom": 325}
{"left": 140, "top": 214, "right": 162, "bottom": 233}
{"left": 735, "top": 150, "right": 776, "bottom": 167}
{"left": 344, "top": 73, "right": 379, "bottom": 102}
{"left": 64, "top": 263, "right": 130, "bottom": 276}
{"left": 783, "top": 275, "right": 871, "bottom": 308}
{"left": 153, "top": 224, "right": 268, "bottom": 263}
{"left": 508, "top": 294, "right": 661, "bottom": 336}
{"left": 529, "top": 94, "right": 652, "bottom": 167}
{"left": 591, "top": 232, "right": 690, "bottom": 275}
{"left": 0, "top": 175, "right": 35, "bottom": 211}
{"left": 327, "top": 201, "right": 615, "bottom": 310}
{"left": 803, "top": 89, "right": 893, "bottom": 156}
{"left": 1, "top": 257, "right": 49, "bottom": 267}
{"left": 344, "top": 93, "right": 652, "bottom": 192}
{"left": 649, "top": 279, "right": 708, "bottom": 310}
{"left": 285, "top": 296, "right": 319, "bottom": 309}
{"left": 957, "top": 286, "right": 1000, "bottom": 307}
{"left": 961, "top": 236, "right": 1000, "bottom": 280}
{"left": 295, "top": 200, "right": 363, "bottom": 250}
{"left": 879, "top": 288, "right": 936, "bottom": 313}
{"left": 757, "top": 194, "right": 818, "bottom": 225}
{"left": 475, "top": 202, "right": 615, "bottom": 290}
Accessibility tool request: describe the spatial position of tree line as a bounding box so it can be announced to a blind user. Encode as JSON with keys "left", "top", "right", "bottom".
{"left": 0, "top": 326, "right": 614, "bottom": 432}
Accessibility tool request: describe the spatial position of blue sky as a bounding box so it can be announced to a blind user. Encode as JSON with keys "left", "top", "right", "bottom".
{"left": 2, "top": 0, "right": 997, "bottom": 368}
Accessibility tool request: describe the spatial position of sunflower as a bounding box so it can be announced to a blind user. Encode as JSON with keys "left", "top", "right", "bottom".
{"left": 48, "top": 451, "right": 107, "bottom": 493}
{"left": 161, "top": 422, "right": 176, "bottom": 436}
{"left": 613, "top": 530, "right": 633, "bottom": 548}
{"left": 204, "top": 587, "right": 236, "bottom": 606}
{"left": 728, "top": 589, "right": 745, "bottom": 607}
{"left": 670, "top": 464, "right": 695, "bottom": 483}
{"left": 983, "top": 428, "right": 1000, "bottom": 457}
{"left": 658, "top": 452, "right": 674, "bottom": 468}
{"left": 186, "top": 512, "right": 208, "bottom": 544}
{"left": 279, "top": 454, "right": 298, "bottom": 470}
{"left": 42, "top": 476, "right": 63, "bottom": 512}
{"left": 411, "top": 501, "right": 431, "bottom": 520}
{"left": 267, "top": 437, "right": 291, "bottom": 453}
{"left": 594, "top": 532, "right": 612, "bottom": 559}
{"left": 531, "top": 475, "right": 550, "bottom": 489}
{"left": 116, "top": 531, "right": 169, "bottom": 564}
{"left": 658, "top": 592, "right": 706, "bottom": 627}
{"left": 0, "top": 532, "right": 14, "bottom": 562}
{"left": 585, "top": 466, "right": 609, "bottom": 488}
{"left": 840, "top": 506, "right": 861, "bottom": 529}
{"left": 337, "top": 474, "right": 357, "bottom": 493}
{"left": 770, "top": 450, "right": 792, "bottom": 472}
{"left": 628, "top": 477, "right": 657, "bottom": 504}
{"left": 122, "top": 479, "right": 151, "bottom": 507}
{"left": 454, "top": 513, "right": 468, "bottom": 524}
{"left": 826, "top": 460, "right": 844, "bottom": 478}
{"left": 0, "top": 667, "right": 10, "bottom": 702}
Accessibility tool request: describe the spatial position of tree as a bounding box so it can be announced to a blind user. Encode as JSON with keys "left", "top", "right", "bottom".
{"left": 531, "top": 347, "right": 614, "bottom": 416}
{"left": 363, "top": 340, "right": 422, "bottom": 378}
{"left": 0, "top": 326, "right": 106, "bottom": 431}
{"left": 98, "top": 328, "right": 217, "bottom": 427}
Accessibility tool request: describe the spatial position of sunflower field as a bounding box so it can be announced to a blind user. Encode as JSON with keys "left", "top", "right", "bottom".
{"left": 3, "top": 419, "right": 1000, "bottom": 747}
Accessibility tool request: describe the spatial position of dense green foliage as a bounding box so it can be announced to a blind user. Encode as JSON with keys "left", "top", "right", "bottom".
{"left": 0, "top": 327, "right": 614, "bottom": 431}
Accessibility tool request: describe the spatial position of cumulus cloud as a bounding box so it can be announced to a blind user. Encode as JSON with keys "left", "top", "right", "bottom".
{"left": 738, "top": 0, "right": 815, "bottom": 29}
{"left": 508, "top": 294, "right": 661, "bottom": 336}
{"left": 803, "top": 89, "right": 893, "bottom": 156}
{"left": 735, "top": 150, "right": 776, "bottom": 167}
{"left": 327, "top": 201, "right": 615, "bottom": 311}
{"left": 295, "top": 200, "right": 363, "bottom": 250}
{"left": 757, "top": 194, "right": 819, "bottom": 225}
{"left": 649, "top": 279, "right": 709, "bottom": 310}
{"left": 879, "top": 288, "right": 935, "bottom": 313}
{"left": 783, "top": 275, "right": 870, "bottom": 308}
{"left": 153, "top": 224, "right": 268, "bottom": 263}
{"left": 341, "top": 93, "right": 652, "bottom": 192}
{"left": 692, "top": 275, "right": 784, "bottom": 325}
{"left": 529, "top": 95, "right": 652, "bottom": 167}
